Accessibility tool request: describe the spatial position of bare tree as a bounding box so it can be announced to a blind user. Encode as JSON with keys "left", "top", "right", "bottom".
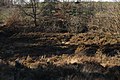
{"left": 0, "top": 0, "right": 4, "bottom": 6}
{"left": 0, "top": 0, "right": 13, "bottom": 7}
{"left": 18, "top": 0, "right": 40, "bottom": 27}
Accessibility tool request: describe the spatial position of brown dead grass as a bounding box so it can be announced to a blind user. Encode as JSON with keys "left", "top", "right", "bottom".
{"left": 70, "top": 32, "right": 120, "bottom": 45}
{"left": 5, "top": 32, "right": 120, "bottom": 69}
{"left": 7, "top": 52, "right": 120, "bottom": 69}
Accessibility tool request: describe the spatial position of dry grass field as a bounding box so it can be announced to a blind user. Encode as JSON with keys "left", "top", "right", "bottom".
{"left": 0, "top": 2, "right": 120, "bottom": 80}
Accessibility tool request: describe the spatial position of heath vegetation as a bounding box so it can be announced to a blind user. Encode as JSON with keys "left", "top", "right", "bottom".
{"left": 0, "top": 0, "right": 120, "bottom": 80}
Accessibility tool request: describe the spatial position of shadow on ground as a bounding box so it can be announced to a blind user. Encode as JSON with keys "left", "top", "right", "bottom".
{"left": 0, "top": 61, "right": 120, "bottom": 80}
{"left": 0, "top": 29, "right": 77, "bottom": 59}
